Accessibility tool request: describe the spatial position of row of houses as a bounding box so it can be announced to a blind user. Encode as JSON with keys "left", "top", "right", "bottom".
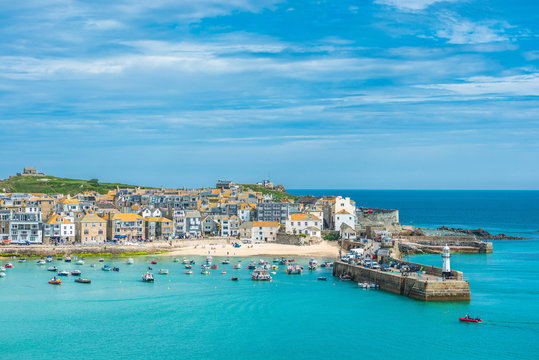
{"left": 0, "top": 175, "right": 363, "bottom": 244}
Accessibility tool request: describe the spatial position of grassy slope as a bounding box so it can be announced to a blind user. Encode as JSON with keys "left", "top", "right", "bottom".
{"left": 241, "top": 184, "right": 299, "bottom": 201}
{"left": 0, "top": 175, "right": 153, "bottom": 195}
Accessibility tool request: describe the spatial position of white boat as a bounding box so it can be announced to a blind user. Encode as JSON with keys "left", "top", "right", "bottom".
{"left": 308, "top": 257, "right": 318, "bottom": 270}
{"left": 57, "top": 270, "right": 69, "bottom": 276}
{"left": 286, "top": 265, "right": 303, "bottom": 275}
{"left": 37, "top": 259, "right": 47, "bottom": 265}
{"left": 205, "top": 256, "right": 212, "bottom": 265}
{"left": 251, "top": 269, "right": 272, "bottom": 281}
{"left": 0, "top": 272, "right": 5, "bottom": 277}
{"left": 76, "top": 260, "right": 84, "bottom": 265}
{"left": 184, "top": 270, "right": 193, "bottom": 275}
{"left": 46, "top": 256, "right": 53, "bottom": 262}
{"left": 64, "top": 257, "right": 72, "bottom": 263}
{"left": 126, "top": 258, "right": 134, "bottom": 265}
{"left": 234, "top": 263, "right": 242, "bottom": 269}
{"left": 201, "top": 270, "right": 210, "bottom": 275}
{"left": 47, "top": 266, "right": 58, "bottom": 272}
{"left": 182, "top": 258, "right": 189, "bottom": 264}
{"left": 159, "top": 269, "right": 169, "bottom": 275}
{"left": 0, "top": 266, "right": 5, "bottom": 272}
{"left": 18, "top": 258, "right": 26, "bottom": 263}
{"left": 173, "top": 258, "right": 180, "bottom": 263}
{"left": 142, "top": 272, "right": 154, "bottom": 282}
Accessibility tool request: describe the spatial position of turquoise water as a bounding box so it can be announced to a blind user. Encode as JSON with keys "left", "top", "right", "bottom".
{"left": 1, "top": 190, "right": 538, "bottom": 359}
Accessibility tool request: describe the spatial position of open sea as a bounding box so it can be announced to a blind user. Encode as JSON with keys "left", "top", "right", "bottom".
{"left": 1, "top": 190, "right": 538, "bottom": 359}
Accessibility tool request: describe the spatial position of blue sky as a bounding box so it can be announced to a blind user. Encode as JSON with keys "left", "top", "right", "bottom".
{"left": 0, "top": 0, "right": 538, "bottom": 189}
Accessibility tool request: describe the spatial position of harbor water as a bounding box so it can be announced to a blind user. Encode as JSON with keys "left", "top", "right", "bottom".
{"left": 1, "top": 190, "right": 538, "bottom": 359}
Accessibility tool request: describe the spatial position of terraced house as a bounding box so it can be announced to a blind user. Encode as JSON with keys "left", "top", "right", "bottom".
{"left": 76, "top": 213, "right": 107, "bottom": 244}
{"left": 145, "top": 217, "right": 173, "bottom": 241}
{"left": 9, "top": 211, "right": 42, "bottom": 244}
{"left": 107, "top": 213, "right": 145, "bottom": 241}
{"left": 43, "top": 214, "right": 75, "bottom": 244}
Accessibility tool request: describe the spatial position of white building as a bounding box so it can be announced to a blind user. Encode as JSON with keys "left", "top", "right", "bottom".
{"left": 285, "top": 213, "right": 322, "bottom": 238}
{"left": 335, "top": 209, "right": 356, "bottom": 231}
{"left": 9, "top": 211, "right": 43, "bottom": 244}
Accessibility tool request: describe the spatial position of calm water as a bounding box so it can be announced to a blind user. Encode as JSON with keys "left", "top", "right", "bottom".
{"left": 1, "top": 191, "right": 538, "bottom": 359}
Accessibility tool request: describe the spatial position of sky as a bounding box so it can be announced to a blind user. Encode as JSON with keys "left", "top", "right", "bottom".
{"left": 0, "top": 0, "right": 538, "bottom": 189}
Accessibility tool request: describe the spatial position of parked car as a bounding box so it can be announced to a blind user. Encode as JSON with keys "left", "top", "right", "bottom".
{"left": 371, "top": 261, "right": 380, "bottom": 270}
{"left": 381, "top": 264, "right": 390, "bottom": 272}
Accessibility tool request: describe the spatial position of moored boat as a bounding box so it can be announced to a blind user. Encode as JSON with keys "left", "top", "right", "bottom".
{"left": 201, "top": 269, "right": 210, "bottom": 275}
{"left": 308, "top": 258, "right": 318, "bottom": 270}
{"left": 142, "top": 272, "right": 155, "bottom": 282}
{"left": 286, "top": 265, "right": 303, "bottom": 275}
{"left": 5, "top": 263, "right": 13, "bottom": 268}
{"left": 0, "top": 272, "right": 6, "bottom": 277}
{"left": 185, "top": 264, "right": 193, "bottom": 269}
{"left": 150, "top": 260, "right": 158, "bottom": 265}
{"left": 57, "top": 270, "right": 69, "bottom": 276}
{"left": 317, "top": 277, "right": 327, "bottom": 281}
{"left": 46, "top": 256, "right": 53, "bottom": 262}
{"left": 126, "top": 258, "right": 134, "bottom": 265}
{"left": 247, "top": 263, "right": 256, "bottom": 270}
{"left": 18, "top": 258, "right": 26, "bottom": 263}
{"left": 47, "top": 266, "right": 58, "bottom": 272}
{"left": 76, "top": 260, "right": 84, "bottom": 265}
{"left": 98, "top": 258, "right": 104, "bottom": 262}
{"left": 159, "top": 269, "right": 169, "bottom": 275}
{"left": 111, "top": 267, "right": 120, "bottom": 272}
{"left": 102, "top": 265, "right": 112, "bottom": 271}
{"left": 230, "top": 277, "right": 239, "bottom": 281}
{"left": 48, "top": 277, "right": 62, "bottom": 285}
{"left": 271, "top": 265, "right": 278, "bottom": 270}
{"left": 233, "top": 263, "right": 242, "bottom": 269}
{"left": 222, "top": 259, "right": 230, "bottom": 265}
{"left": 339, "top": 272, "right": 353, "bottom": 281}
{"left": 173, "top": 258, "right": 180, "bottom": 263}
{"left": 0, "top": 266, "right": 5, "bottom": 271}
{"left": 184, "top": 270, "right": 193, "bottom": 275}
{"left": 251, "top": 269, "right": 272, "bottom": 281}
{"left": 37, "top": 259, "right": 46, "bottom": 265}
{"left": 64, "top": 257, "right": 72, "bottom": 263}
{"left": 75, "top": 278, "right": 91, "bottom": 284}
{"left": 210, "top": 264, "right": 219, "bottom": 270}
{"left": 71, "top": 270, "right": 82, "bottom": 276}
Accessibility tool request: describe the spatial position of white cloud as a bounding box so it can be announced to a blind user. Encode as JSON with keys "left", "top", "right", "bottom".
{"left": 435, "top": 15, "right": 510, "bottom": 44}
{"left": 375, "top": 0, "right": 455, "bottom": 11}
{"left": 418, "top": 73, "right": 539, "bottom": 96}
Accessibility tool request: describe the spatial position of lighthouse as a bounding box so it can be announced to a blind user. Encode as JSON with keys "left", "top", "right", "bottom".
{"left": 442, "top": 244, "right": 451, "bottom": 279}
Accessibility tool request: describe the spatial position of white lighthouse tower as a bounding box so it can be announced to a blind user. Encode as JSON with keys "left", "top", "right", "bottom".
{"left": 442, "top": 244, "right": 451, "bottom": 279}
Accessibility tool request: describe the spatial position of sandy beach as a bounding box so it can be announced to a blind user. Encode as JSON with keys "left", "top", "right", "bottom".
{"left": 162, "top": 241, "right": 341, "bottom": 258}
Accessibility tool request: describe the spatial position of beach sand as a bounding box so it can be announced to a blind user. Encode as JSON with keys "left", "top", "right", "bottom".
{"left": 162, "top": 241, "right": 341, "bottom": 258}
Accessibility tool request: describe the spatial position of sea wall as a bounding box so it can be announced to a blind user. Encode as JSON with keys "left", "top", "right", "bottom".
{"left": 399, "top": 238, "right": 493, "bottom": 254}
{"left": 357, "top": 209, "right": 399, "bottom": 227}
{"left": 333, "top": 262, "right": 470, "bottom": 302}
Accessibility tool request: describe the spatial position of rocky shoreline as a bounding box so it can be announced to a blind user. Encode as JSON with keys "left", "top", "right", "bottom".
{"left": 436, "top": 226, "right": 525, "bottom": 240}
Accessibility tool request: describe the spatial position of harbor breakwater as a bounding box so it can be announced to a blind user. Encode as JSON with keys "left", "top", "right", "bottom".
{"left": 333, "top": 261, "right": 470, "bottom": 301}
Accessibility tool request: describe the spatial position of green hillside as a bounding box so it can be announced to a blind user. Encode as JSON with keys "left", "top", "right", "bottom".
{"left": 0, "top": 175, "right": 153, "bottom": 195}
{"left": 241, "top": 184, "right": 299, "bottom": 201}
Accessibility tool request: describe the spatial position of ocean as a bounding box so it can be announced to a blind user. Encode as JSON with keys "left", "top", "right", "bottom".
{"left": 1, "top": 190, "right": 538, "bottom": 359}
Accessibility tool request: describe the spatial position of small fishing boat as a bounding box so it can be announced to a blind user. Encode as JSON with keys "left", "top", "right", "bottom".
{"left": 142, "top": 272, "right": 155, "bottom": 282}
{"left": 234, "top": 263, "right": 242, "bottom": 269}
{"left": 57, "top": 270, "right": 69, "bottom": 276}
{"left": 271, "top": 265, "right": 278, "bottom": 270}
{"left": 358, "top": 282, "right": 379, "bottom": 289}
{"left": 221, "top": 271, "right": 226, "bottom": 274}
{"left": 210, "top": 264, "right": 219, "bottom": 270}
{"left": 173, "top": 258, "right": 180, "bottom": 263}
{"left": 48, "top": 277, "right": 62, "bottom": 285}
{"left": 47, "top": 266, "right": 58, "bottom": 272}
{"left": 286, "top": 265, "right": 303, "bottom": 275}
{"left": 185, "top": 264, "right": 193, "bottom": 269}
{"left": 46, "top": 256, "right": 53, "bottom": 262}
{"left": 273, "top": 258, "right": 280, "bottom": 264}
{"left": 258, "top": 259, "right": 266, "bottom": 265}
{"left": 247, "top": 263, "right": 256, "bottom": 270}
{"left": 182, "top": 258, "right": 189, "bottom": 264}
{"left": 71, "top": 270, "right": 82, "bottom": 276}
{"left": 111, "top": 267, "right": 120, "bottom": 272}
{"left": 308, "top": 258, "right": 318, "bottom": 270}
{"left": 18, "top": 258, "right": 26, "bottom": 263}
{"left": 201, "top": 270, "right": 210, "bottom": 275}
{"left": 76, "top": 260, "right": 84, "bottom": 265}
{"left": 0, "top": 266, "right": 5, "bottom": 272}
{"left": 184, "top": 270, "right": 193, "bottom": 275}
{"left": 98, "top": 258, "right": 104, "bottom": 262}
{"left": 159, "top": 269, "right": 169, "bottom": 275}
{"left": 222, "top": 259, "right": 230, "bottom": 265}
{"left": 230, "top": 277, "right": 239, "bottom": 281}
{"left": 150, "top": 260, "right": 158, "bottom": 265}
{"left": 102, "top": 265, "right": 112, "bottom": 271}
{"left": 90, "top": 264, "right": 96, "bottom": 267}
{"left": 318, "top": 277, "right": 327, "bottom": 281}
{"left": 279, "top": 258, "right": 287, "bottom": 265}
{"left": 251, "top": 269, "right": 272, "bottom": 281}
{"left": 126, "top": 258, "right": 134, "bottom": 265}
{"left": 206, "top": 256, "right": 213, "bottom": 265}
{"left": 37, "top": 259, "right": 46, "bottom": 265}
{"left": 0, "top": 272, "right": 6, "bottom": 278}
{"left": 64, "top": 257, "right": 72, "bottom": 263}
{"left": 190, "top": 260, "right": 196, "bottom": 264}
{"left": 5, "top": 263, "right": 13, "bottom": 268}
{"left": 56, "top": 257, "right": 63, "bottom": 261}
{"left": 460, "top": 316, "right": 482, "bottom": 323}
{"left": 340, "top": 273, "right": 353, "bottom": 281}
{"left": 75, "top": 278, "right": 91, "bottom": 284}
